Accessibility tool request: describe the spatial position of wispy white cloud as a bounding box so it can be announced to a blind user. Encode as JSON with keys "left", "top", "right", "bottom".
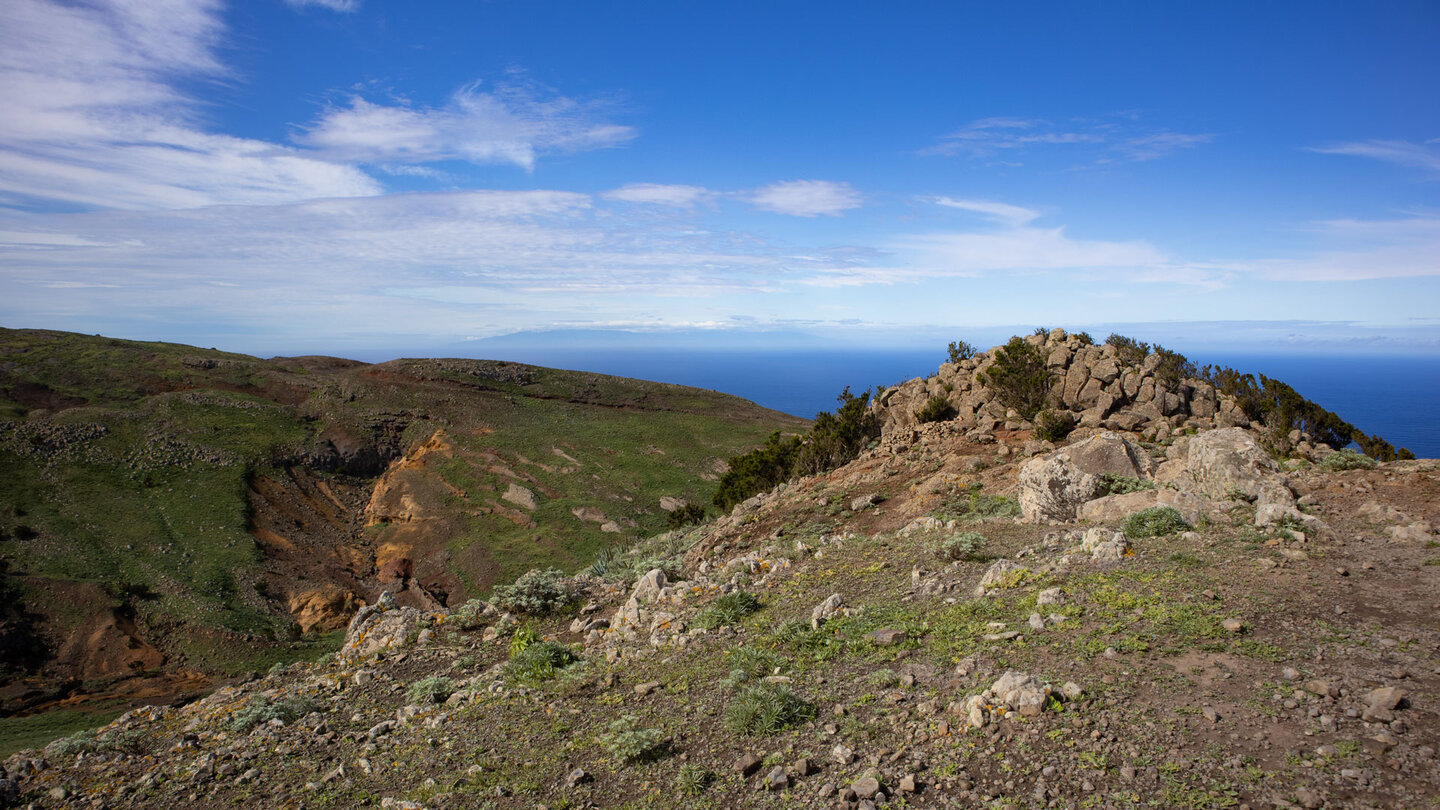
{"left": 1251, "top": 215, "right": 1440, "bottom": 281}
{"left": 1309, "top": 140, "right": 1440, "bottom": 175}
{"left": 923, "top": 116, "right": 1212, "bottom": 164}
{"left": 284, "top": 0, "right": 358, "bottom": 11}
{"left": 925, "top": 196, "right": 1040, "bottom": 226}
{"left": 296, "top": 80, "right": 636, "bottom": 171}
{"left": 747, "top": 180, "right": 862, "bottom": 217}
{"left": 602, "top": 183, "right": 711, "bottom": 206}
{"left": 0, "top": 0, "right": 379, "bottom": 210}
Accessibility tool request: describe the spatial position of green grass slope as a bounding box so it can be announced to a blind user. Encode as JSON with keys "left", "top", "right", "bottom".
{"left": 0, "top": 328, "right": 806, "bottom": 719}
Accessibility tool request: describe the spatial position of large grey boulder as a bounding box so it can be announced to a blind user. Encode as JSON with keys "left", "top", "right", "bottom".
{"left": 1017, "top": 432, "right": 1154, "bottom": 522}
{"left": 1160, "top": 427, "right": 1279, "bottom": 499}
{"left": 1078, "top": 488, "right": 1213, "bottom": 526}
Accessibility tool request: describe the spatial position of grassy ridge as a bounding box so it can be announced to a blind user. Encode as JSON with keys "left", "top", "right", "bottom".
{"left": 0, "top": 328, "right": 805, "bottom": 704}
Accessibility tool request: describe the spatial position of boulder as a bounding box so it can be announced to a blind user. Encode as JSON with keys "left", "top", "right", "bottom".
{"left": 1017, "top": 432, "right": 1154, "bottom": 522}
{"left": 811, "top": 593, "right": 845, "bottom": 629}
{"left": 975, "top": 559, "right": 1029, "bottom": 596}
{"left": 1168, "top": 427, "right": 1280, "bottom": 499}
{"left": 288, "top": 586, "right": 365, "bottom": 635}
{"left": 1077, "top": 488, "right": 1212, "bottom": 526}
{"left": 342, "top": 597, "right": 423, "bottom": 658}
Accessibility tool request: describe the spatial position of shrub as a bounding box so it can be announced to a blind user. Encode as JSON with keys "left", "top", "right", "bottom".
{"left": 866, "top": 668, "right": 899, "bottom": 688}
{"left": 503, "top": 640, "right": 580, "bottom": 684}
{"left": 915, "top": 394, "right": 956, "bottom": 424}
{"left": 938, "top": 485, "right": 1021, "bottom": 523}
{"left": 666, "top": 503, "right": 707, "bottom": 529}
{"left": 1105, "top": 333, "right": 1151, "bottom": 367}
{"left": 693, "top": 590, "right": 761, "bottom": 630}
{"left": 676, "top": 764, "right": 715, "bottom": 795}
{"left": 1319, "top": 449, "right": 1377, "bottom": 471}
{"left": 1151, "top": 345, "right": 1196, "bottom": 387}
{"left": 1096, "top": 474, "right": 1155, "bottom": 497}
{"left": 1073, "top": 331, "right": 1094, "bottom": 346}
{"left": 713, "top": 388, "right": 879, "bottom": 510}
{"left": 406, "top": 675, "right": 456, "bottom": 704}
{"left": 492, "top": 567, "right": 571, "bottom": 615}
{"left": 935, "top": 531, "right": 987, "bottom": 560}
{"left": 598, "top": 715, "right": 668, "bottom": 763}
{"left": 724, "top": 682, "right": 815, "bottom": 735}
{"left": 230, "top": 694, "right": 321, "bottom": 732}
{"left": 449, "top": 599, "right": 488, "bottom": 630}
{"left": 947, "top": 340, "right": 977, "bottom": 363}
{"left": 1033, "top": 409, "right": 1076, "bottom": 442}
{"left": 1121, "top": 506, "right": 1191, "bottom": 538}
{"left": 979, "top": 337, "right": 1052, "bottom": 420}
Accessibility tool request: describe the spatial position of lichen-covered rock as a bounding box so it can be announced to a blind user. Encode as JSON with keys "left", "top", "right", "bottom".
{"left": 1165, "top": 427, "right": 1279, "bottom": 499}
{"left": 975, "top": 559, "right": 1029, "bottom": 596}
{"left": 342, "top": 595, "right": 424, "bottom": 659}
{"left": 1018, "top": 432, "right": 1153, "bottom": 522}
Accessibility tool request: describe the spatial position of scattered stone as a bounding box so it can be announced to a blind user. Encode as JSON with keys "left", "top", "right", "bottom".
{"left": 811, "top": 594, "right": 844, "bottom": 629}
{"left": 852, "top": 776, "right": 882, "bottom": 799}
{"left": 867, "top": 628, "right": 908, "bottom": 646}
{"left": 763, "top": 765, "right": 789, "bottom": 790}
{"left": 564, "top": 768, "right": 591, "bottom": 788}
{"left": 1221, "top": 618, "right": 1245, "bottom": 634}
{"left": 1202, "top": 706, "right": 1220, "bottom": 723}
{"left": 733, "top": 753, "right": 763, "bottom": 777}
{"left": 832, "top": 743, "right": 856, "bottom": 765}
{"left": 634, "top": 681, "right": 660, "bottom": 696}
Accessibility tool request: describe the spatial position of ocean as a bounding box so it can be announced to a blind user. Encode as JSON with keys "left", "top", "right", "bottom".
{"left": 481, "top": 348, "right": 1440, "bottom": 460}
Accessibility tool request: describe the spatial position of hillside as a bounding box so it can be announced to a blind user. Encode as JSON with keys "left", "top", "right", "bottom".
{"left": 4, "top": 330, "right": 1435, "bottom": 809}
{"left": 0, "top": 328, "right": 807, "bottom": 744}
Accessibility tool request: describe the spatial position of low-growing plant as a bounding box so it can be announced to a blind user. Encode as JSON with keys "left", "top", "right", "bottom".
{"left": 676, "top": 763, "right": 715, "bottom": 795}
{"left": 491, "top": 567, "right": 572, "bottom": 615}
{"left": 1097, "top": 473, "right": 1155, "bottom": 497}
{"left": 724, "top": 682, "right": 815, "bottom": 735}
{"left": 598, "top": 714, "right": 668, "bottom": 763}
{"left": 866, "top": 668, "right": 899, "bottom": 688}
{"left": 509, "top": 625, "right": 540, "bottom": 656}
{"left": 772, "top": 618, "right": 828, "bottom": 650}
{"left": 449, "top": 599, "right": 489, "bottom": 631}
{"left": 938, "top": 484, "right": 1021, "bottom": 523}
{"left": 1033, "top": 409, "right": 1076, "bottom": 442}
{"left": 1319, "top": 449, "right": 1377, "bottom": 472}
{"left": 692, "top": 590, "right": 761, "bottom": 630}
{"left": 1121, "top": 506, "right": 1192, "bottom": 538}
{"left": 720, "top": 645, "right": 787, "bottom": 689}
{"left": 230, "top": 693, "right": 321, "bottom": 732}
{"left": 503, "top": 640, "right": 580, "bottom": 684}
{"left": 406, "top": 675, "right": 456, "bottom": 704}
{"left": 935, "top": 531, "right": 987, "bottom": 561}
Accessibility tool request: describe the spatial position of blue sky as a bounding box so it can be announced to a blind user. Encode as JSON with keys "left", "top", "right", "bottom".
{"left": 1, "top": 0, "right": 1437, "bottom": 358}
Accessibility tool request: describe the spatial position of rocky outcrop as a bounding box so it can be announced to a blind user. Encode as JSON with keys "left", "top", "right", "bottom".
{"left": 873, "top": 329, "right": 1237, "bottom": 438}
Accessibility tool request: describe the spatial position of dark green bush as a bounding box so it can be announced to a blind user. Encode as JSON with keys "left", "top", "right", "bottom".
{"left": 979, "top": 337, "right": 1052, "bottom": 420}
{"left": 1096, "top": 473, "right": 1155, "bottom": 496}
{"left": 713, "top": 387, "right": 879, "bottom": 510}
{"left": 666, "top": 503, "right": 707, "bottom": 529}
{"left": 1105, "top": 333, "right": 1151, "bottom": 367}
{"left": 935, "top": 531, "right": 987, "bottom": 560}
{"left": 947, "top": 340, "right": 977, "bottom": 363}
{"left": 1033, "top": 409, "right": 1076, "bottom": 442}
{"left": 916, "top": 394, "right": 956, "bottom": 424}
{"left": 598, "top": 715, "right": 668, "bottom": 763}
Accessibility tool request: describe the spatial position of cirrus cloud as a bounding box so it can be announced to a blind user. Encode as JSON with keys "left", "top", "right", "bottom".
{"left": 747, "top": 180, "right": 863, "bottom": 217}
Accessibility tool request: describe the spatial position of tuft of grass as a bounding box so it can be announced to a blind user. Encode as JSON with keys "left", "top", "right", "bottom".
{"left": 692, "top": 590, "right": 761, "bottom": 630}
{"left": 724, "top": 682, "right": 815, "bottom": 735}
{"left": 1122, "top": 506, "right": 1191, "bottom": 538}
{"left": 676, "top": 763, "right": 715, "bottom": 795}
